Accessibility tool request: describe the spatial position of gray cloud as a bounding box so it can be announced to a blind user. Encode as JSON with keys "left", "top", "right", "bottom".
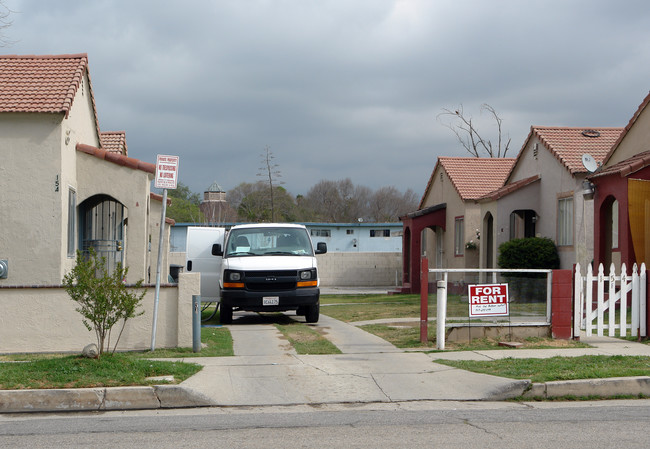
{"left": 5, "top": 0, "right": 650, "bottom": 198}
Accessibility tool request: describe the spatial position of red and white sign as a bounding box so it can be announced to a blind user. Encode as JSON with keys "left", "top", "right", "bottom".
{"left": 468, "top": 283, "right": 509, "bottom": 317}
{"left": 155, "top": 155, "right": 179, "bottom": 189}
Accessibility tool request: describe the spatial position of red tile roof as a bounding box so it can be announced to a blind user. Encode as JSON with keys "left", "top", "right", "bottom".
{"left": 0, "top": 53, "right": 102, "bottom": 144}
{"left": 100, "top": 131, "right": 128, "bottom": 156}
{"left": 526, "top": 127, "right": 623, "bottom": 174}
{"left": 0, "top": 54, "right": 89, "bottom": 115}
{"left": 420, "top": 157, "right": 515, "bottom": 207}
{"left": 76, "top": 143, "right": 154, "bottom": 174}
{"left": 590, "top": 150, "right": 650, "bottom": 180}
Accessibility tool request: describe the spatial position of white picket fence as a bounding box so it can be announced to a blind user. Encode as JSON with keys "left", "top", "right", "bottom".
{"left": 574, "top": 263, "right": 647, "bottom": 338}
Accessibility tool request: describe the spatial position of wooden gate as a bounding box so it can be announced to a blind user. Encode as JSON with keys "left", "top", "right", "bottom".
{"left": 574, "top": 263, "right": 647, "bottom": 338}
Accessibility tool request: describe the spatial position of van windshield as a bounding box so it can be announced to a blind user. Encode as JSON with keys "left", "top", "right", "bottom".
{"left": 224, "top": 227, "right": 314, "bottom": 257}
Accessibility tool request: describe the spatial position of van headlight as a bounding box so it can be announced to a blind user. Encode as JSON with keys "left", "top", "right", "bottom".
{"left": 299, "top": 269, "right": 316, "bottom": 280}
{"left": 223, "top": 270, "right": 244, "bottom": 288}
{"left": 297, "top": 269, "right": 317, "bottom": 287}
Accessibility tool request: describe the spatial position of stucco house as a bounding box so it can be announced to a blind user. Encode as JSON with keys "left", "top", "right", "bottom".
{"left": 589, "top": 91, "right": 650, "bottom": 270}
{"left": 478, "top": 126, "right": 623, "bottom": 271}
{"left": 399, "top": 157, "right": 515, "bottom": 293}
{"left": 0, "top": 53, "right": 172, "bottom": 286}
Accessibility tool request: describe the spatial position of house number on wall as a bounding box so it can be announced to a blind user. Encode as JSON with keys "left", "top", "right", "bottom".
{"left": 55, "top": 175, "right": 59, "bottom": 192}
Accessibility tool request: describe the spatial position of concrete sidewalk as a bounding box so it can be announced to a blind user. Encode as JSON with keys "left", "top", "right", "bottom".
{"left": 2, "top": 315, "right": 650, "bottom": 413}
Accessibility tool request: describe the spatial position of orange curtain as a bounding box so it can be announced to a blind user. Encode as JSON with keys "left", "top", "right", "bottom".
{"left": 628, "top": 178, "right": 650, "bottom": 266}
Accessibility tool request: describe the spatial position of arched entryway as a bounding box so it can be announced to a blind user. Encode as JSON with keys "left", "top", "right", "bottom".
{"left": 78, "top": 195, "right": 126, "bottom": 273}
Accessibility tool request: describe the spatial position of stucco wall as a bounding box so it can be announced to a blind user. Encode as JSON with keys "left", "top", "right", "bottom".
{"left": 506, "top": 136, "right": 592, "bottom": 269}
{"left": 420, "top": 165, "right": 474, "bottom": 270}
{"left": 0, "top": 272, "right": 199, "bottom": 354}
{"left": 76, "top": 153, "right": 154, "bottom": 283}
{"left": 0, "top": 113, "right": 63, "bottom": 285}
{"left": 606, "top": 105, "right": 650, "bottom": 166}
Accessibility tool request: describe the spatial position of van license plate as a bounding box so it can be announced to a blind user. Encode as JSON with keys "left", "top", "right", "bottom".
{"left": 263, "top": 297, "right": 279, "bottom": 306}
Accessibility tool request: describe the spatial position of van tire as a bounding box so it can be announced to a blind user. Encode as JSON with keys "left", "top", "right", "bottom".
{"left": 305, "top": 303, "right": 319, "bottom": 323}
{"left": 220, "top": 305, "right": 233, "bottom": 324}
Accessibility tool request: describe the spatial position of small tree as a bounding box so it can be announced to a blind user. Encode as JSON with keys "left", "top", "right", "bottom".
{"left": 63, "top": 249, "right": 146, "bottom": 357}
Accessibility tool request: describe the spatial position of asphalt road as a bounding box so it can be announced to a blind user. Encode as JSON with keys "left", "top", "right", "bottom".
{"left": 2, "top": 400, "right": 650, "bottom": 448}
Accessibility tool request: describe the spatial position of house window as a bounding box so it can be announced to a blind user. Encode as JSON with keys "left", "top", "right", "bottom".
{"left": 557, "top": 196, "right": 574, "bottom": 246}
{"left": 370, "top": 229, "right": 390, "bottom": 237}
{"left": 612, "top": 200, "right": 619, "bottom": 249}
{"left": 67, "top": 188, "right": 76, "bottom": 257}
{"left": 346, "top": 229, "right": 354, "bottom": 235}
{"left": 454, "top": 216, "right": 464, "bottom": 256}
{"left": 310, "top": 229, "right": 331, "bottom": 237}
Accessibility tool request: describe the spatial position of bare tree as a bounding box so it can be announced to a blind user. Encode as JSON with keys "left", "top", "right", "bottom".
{"left": 0, "top": 1, "right": 13, "bottom": 47}
{"left": 368, "top": 187, "right": 419, "bottom": 222}
{"left": 257, "top": 146, "right": 284, "bottom": 222}
{"left": 437, "top": 103, "right": 511, "bottom": 158}
{"left": 305, "top": 179, "right": 416, "bottom": 223}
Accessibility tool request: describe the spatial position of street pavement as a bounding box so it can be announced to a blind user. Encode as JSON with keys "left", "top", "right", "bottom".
{"left": 2, "top": 305, "right": 650, "bottom": 413}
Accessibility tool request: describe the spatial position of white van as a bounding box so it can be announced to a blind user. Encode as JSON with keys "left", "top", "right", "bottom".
{"left": 184, "top": 226, "right": 226, "bottom": 302}
{"left": 188, "top": 224, "right": 327, "bottom": 324}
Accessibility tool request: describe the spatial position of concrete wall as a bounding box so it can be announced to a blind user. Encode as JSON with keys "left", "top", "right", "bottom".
{"left": 0, "top": 272, "right": 199, "bottom": 354}
{"left": 169, "top": 251, "right": 402, "bottom": 287}
{"left": 316, "top": 252, "right": 402, "bottom": 287}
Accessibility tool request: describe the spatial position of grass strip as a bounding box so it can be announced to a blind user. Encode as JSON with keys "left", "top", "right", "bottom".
{"left": 275, "top": 321, "right": 342, "bottom": 355}
{"left": 0, "top": 353, "right": 201, "bottom": 390}
{"left": 321, "top": 294, "right": 546, "bottom": 322}
{"left": 142, "top": 327, "right": 234, "bottom": 358}
{"left": 435, "top": 355, "right": 650, "bottom": 383}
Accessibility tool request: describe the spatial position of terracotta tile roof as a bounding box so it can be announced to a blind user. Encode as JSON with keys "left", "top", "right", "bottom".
{"left": 479, "top": 175, "right": 540, "bottom": 202}
{"left": 528, "top": 127, "right": 623, "bottom": 174}
{"left": 100, "top": 131, "right": 127, "bottom": 156}
{"left": 0, "top": 54, "right": 89, "bottom": 116}
{"left": 602, "top": 91, "right": 650, "bottom": 164}
{"left": 590, "top": 150, "right": 650, "bottom": 180}
{"left": 420, "top": 157, "right": 515, "bottom": 207}
{"left": 76, "top": 143, "right": 154, "bottom": 174}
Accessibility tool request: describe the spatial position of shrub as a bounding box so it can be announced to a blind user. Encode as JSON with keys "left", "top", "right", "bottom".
{"left": 497, "top": 237, "right": 560, "bottom": 269}
{"left": 497, "top": 237, "right": 559, "bottom": 303}
{"left": 63, "top": 249, "right": 146, "bottom": 357}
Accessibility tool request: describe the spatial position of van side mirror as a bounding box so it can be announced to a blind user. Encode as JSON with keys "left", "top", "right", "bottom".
{"left": 212, "top": 243, "right": 223, "bottom": 256}
{"left": 315, "top": 242, "right": 327, "bottom": 255}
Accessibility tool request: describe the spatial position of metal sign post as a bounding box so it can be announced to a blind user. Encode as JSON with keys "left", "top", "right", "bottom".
{"left": 151, "top": 155, "right": 179, "bottom": 351}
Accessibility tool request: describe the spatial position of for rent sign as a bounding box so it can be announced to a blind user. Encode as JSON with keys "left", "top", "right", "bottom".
{"left": 155, "top": 155, "right": 179, "bottom": 189}
{"left": 468, "top": 284, "right": 509, "bottom": 317}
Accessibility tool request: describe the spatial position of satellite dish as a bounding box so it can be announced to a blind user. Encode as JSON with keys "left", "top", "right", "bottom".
{"left": 581, "top": 154, "right": 598, "bottom": 173}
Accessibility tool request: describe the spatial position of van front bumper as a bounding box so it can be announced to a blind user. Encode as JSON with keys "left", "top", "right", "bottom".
{"left": 220, "top": 287, "right": 320, "bottom": 312}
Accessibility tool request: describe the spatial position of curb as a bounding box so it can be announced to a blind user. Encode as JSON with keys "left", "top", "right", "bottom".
{"left": 2, "top": 377, "right": 650, "bottom": 413}
{"left": 0, "top": 385, "right": 215, "bottom": 414}
{"left": 522, "top": 376, "right": 650, "bottom": 399}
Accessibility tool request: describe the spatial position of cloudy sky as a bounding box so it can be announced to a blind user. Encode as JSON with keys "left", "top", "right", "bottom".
{"left": 4, "top": 0, "right": 650, "bottom": 198}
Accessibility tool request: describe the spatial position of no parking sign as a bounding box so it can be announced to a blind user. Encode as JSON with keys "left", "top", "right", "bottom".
{"left": 468, "top": 284, "right": 509, "bottom": 317}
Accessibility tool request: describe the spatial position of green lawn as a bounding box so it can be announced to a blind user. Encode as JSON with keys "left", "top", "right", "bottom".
{"left": 435, "top": 355, "right": 650, "bottom": 384}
